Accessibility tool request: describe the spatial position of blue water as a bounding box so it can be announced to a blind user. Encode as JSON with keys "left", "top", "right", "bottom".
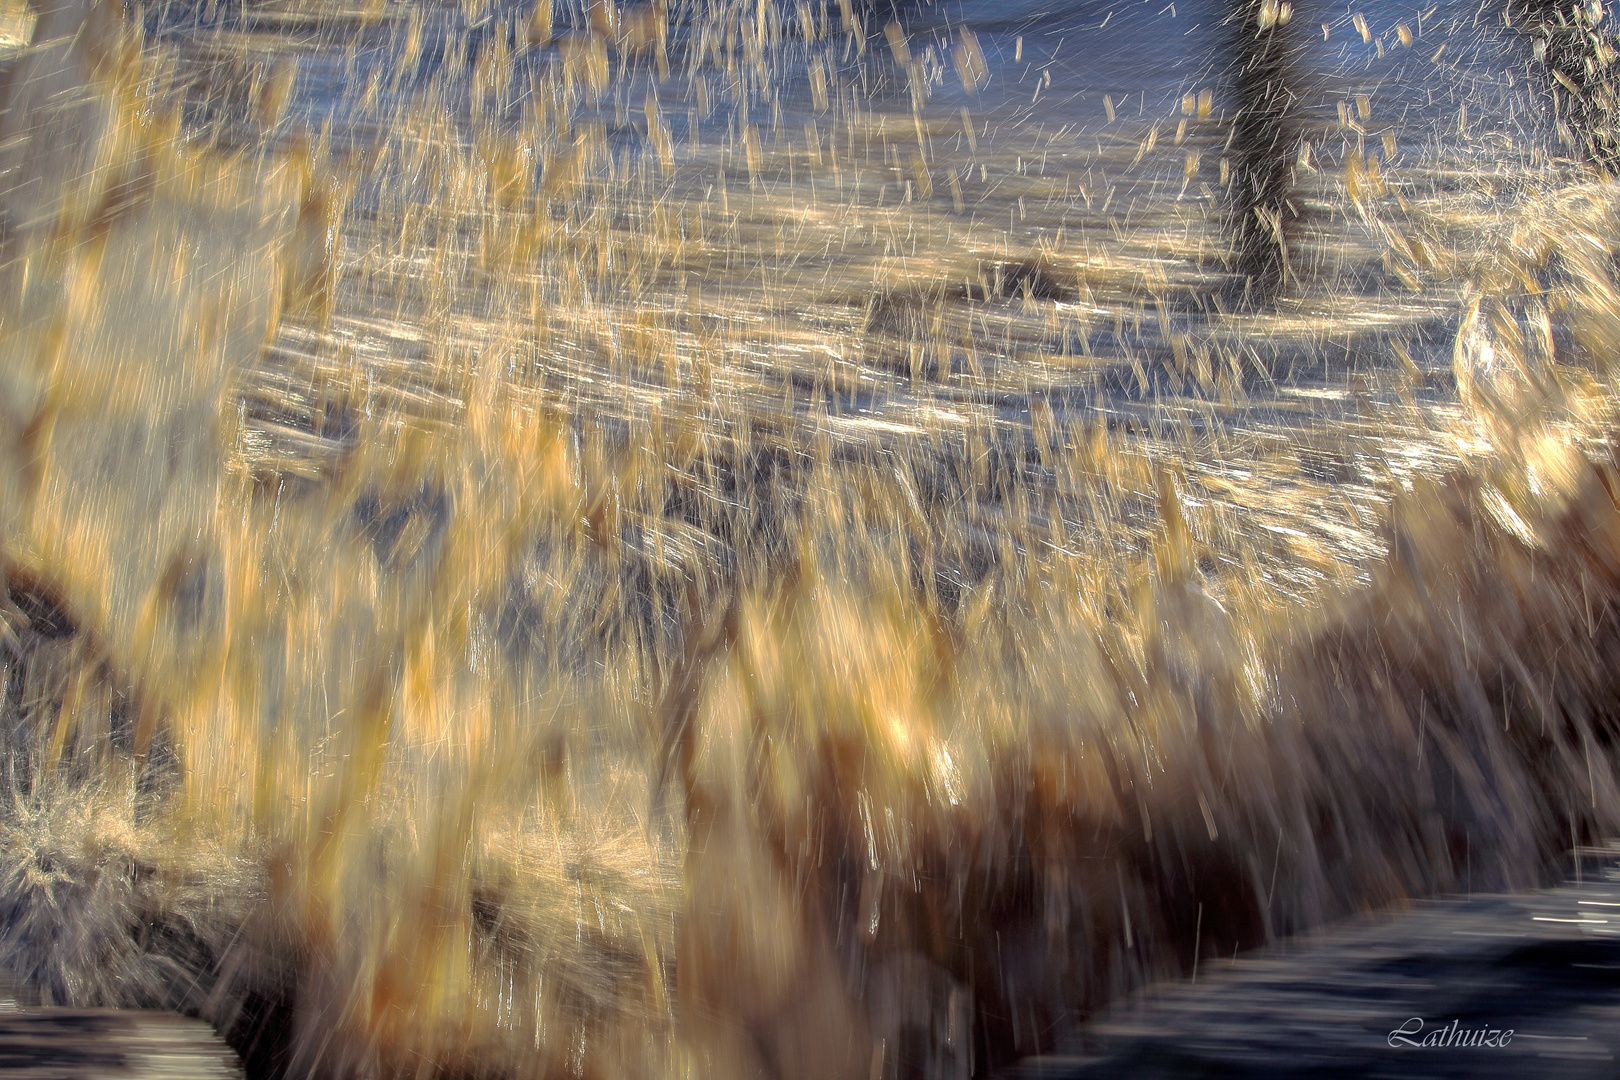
{"left": 148, "top": 0, "right": 1560, "bottom": 169}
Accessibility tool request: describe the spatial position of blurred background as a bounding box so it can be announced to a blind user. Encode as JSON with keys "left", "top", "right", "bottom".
{"left": 0, "top": 0, "right": 1616, "bottom": 1076}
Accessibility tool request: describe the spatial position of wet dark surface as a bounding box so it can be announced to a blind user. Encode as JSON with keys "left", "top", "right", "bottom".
{"left": 0, "top": 1006, "right": 242, "bottom": 1078}
{"left": 1008, "top": 860, "right": 1620, "bottom": 1079}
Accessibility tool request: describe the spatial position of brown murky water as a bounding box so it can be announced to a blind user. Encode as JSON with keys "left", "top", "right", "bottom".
{"left": 0, "top": 0, "right": 1618, "bottom": 1077}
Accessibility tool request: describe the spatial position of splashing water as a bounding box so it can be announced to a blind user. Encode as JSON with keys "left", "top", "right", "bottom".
{"left": 0, "top": 0, "right": 1618, "bottom": 1076}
